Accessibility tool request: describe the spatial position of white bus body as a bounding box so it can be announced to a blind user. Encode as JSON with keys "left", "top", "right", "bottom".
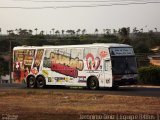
{"left": 13, "top": 43, "right": 138, "bottom": 89}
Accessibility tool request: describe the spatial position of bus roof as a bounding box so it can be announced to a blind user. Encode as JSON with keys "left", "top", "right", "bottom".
{"left": 13, "top": 43, "right": 131, "bottom": 50}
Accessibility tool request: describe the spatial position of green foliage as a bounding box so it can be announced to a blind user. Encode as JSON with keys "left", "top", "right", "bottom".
{"left": 133, "top": 41, "right": 150, "bottom": 53}
{"left": 102, "top": 34, "right": 120, "bottom": 43}
{"left": 0, "top": 57, "right": 9, "bottom": 76}
{"left": 118, "top": 27, "right": 130, "bottom": 44}
{"left": 26, "top": 35, "right": 48, "bottom": 46}
{"left": 0, "top": 28, "right": 160, "bottom": 75}
{"left": 0, "top": 40, "right": 9, "bottom": 52}
{"left": 119, "top": 27, "right": 130, "bottom": 36}
{"left": 138, "top": 66, "right": 160, "bottom": 85}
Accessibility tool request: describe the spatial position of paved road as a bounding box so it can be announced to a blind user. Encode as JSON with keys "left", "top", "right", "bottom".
{"left": 0, "top": 83, "right": 160, "bottom": 97}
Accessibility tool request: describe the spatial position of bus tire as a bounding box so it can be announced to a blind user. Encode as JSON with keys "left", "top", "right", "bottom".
{"left": 27, "top": 75, "right": 36, "bottom": 88}
{"left": 87, "top": 77, "right": 99, "bottom": 90}
{"left": 36, "top": 76, "right": 46, "bottom": 88}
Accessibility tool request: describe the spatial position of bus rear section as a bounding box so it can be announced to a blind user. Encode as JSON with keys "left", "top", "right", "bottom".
{"left": 109, "top": 47, "right": 138, "bottom": 88}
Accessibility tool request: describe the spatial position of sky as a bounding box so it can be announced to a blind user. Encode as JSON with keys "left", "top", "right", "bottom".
{"left": 0, "top": 0, "right": 160, "bottom": 34}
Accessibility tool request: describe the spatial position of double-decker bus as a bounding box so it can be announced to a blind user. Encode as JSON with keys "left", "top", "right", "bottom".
{"left": 13, "top": 43, "right": 138, "bottom": 89}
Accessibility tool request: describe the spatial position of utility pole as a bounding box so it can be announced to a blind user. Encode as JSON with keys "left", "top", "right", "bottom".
{"left": 9, "top": 39, "right": 12, "bottom": 83}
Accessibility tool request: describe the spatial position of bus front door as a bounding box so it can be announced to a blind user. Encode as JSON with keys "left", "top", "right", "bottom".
{"left": 103, "top": 60, "right": 112, "bottom": 87}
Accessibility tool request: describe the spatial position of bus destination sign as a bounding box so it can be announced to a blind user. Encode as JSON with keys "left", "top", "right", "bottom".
{"left": 110, "top": 48, "right": 134, "bottom": 56}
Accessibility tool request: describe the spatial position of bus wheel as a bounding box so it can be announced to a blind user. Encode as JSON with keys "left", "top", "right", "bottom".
{"left": 27, "top": 76, "right": 36, "bottom": 88}
{"left": 36, "top": 76, "right": 46, "bottom": 88}
{"left": 87, "top": 77, "right": 99, "bottom": 90}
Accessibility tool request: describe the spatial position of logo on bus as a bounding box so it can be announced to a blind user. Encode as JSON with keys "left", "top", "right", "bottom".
{"left": 86, "top": 53, "right": 101, "bottom": 70}
{"left": 100, "top": 51, "right": 108, "bottom": 58}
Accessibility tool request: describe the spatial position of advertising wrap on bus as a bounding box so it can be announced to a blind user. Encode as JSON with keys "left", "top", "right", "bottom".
{"left": 13, "top": 44, "right": 138, "bottom": 89}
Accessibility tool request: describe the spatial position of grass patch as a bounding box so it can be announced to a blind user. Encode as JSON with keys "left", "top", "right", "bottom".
{"left": 0, "top": 89, "right": 159, "bottom": 120}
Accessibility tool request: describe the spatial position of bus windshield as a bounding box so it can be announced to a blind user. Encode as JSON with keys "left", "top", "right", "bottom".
{"left": 111, "top": 56, "right": 137, "bottom": 75}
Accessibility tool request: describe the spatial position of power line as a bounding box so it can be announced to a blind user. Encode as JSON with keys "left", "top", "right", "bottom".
{"left": 1, "top": 1, "right": 160, "bottom": 9}
{"left": 11, "top": 0, "right": 159, "bottom": 3}
{"left": 34, "top": 0, "right": 160, "bottom": 3}
{"left": 12, "top": 0, "right": 159, "bottom": 1}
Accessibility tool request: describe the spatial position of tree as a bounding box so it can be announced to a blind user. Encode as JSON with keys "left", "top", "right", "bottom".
{"left": 28, "top": 29, "right": 33, "bottom": 35}
{"left": 140, "top": 28, "right": 143, "bottom": 33}
{"left": 82, "top": 29, "right": 86, "bottom": 35}
{"left": 133, "top": 27, "right": 139, "bottom": 33}
{"left": 0, "top": 57, "right": 9, "bottom": 76}
{"left": 134, "top": 41, "right": 149, "bottom": 53}
{"left": 0, "top": 40, "right": 10, "bottom": 52}
{"left": 19, "top": 28, "right": 22, "bottom": 35}
{"left": 15, "top": 29, "right": 19, "bottom": 35}
{"left": 106, "top": 29, "right": 111, "bottom": 35}
{"left": 71, "top": 30, "right": 75, "bottom": 35}
{"left": 103, "top": 34, "right": 119, "bottom": 43}
{"left": 51, "top": 28, "right": 55, "bottom": 35}
{"left": 118, "top": 27, "right": 130, "bottom": 44}
{"left": 61, "top": 30, "right": 65, "bottom": 35}
{"left": 35, "top": 28, "right": 38, "bottom": 35}
{"left": 66, "top": 30, "right": 75, "bottom": 35}
{"left": 55, "top": 30, "right": 60, "bottom": 35}
{"left": 19, "top": 29, "right": 29, "bottom": 36}
{"left": 66, "top": 30, "right": 70, "bottom": 35}
{"left": 0, "top": 28, "right": 1, "bottom": 35}
{"left": 113, "top": 29, "right": 117, "bottom": 35}
{"left": 7, "top": 30, "right": 14, "bottom": 35}
{"left": 76, "top": 29, "right": 81, "bottom": 35}
{"left": 155, "top": 28, "right": 158, "bottom": 32}
{"left": 95, "top": 28, "right": 98, "bottom": 35}
{"left": 40, "top": 30, "right": 44, "bottom": 35}
{"left": 147, "top": 30, "right": 157, "bottom": 49}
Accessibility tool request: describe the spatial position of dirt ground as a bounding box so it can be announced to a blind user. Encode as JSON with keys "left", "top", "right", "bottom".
{"left": 0, "top": 89, "right": 160, "bottom": 120}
